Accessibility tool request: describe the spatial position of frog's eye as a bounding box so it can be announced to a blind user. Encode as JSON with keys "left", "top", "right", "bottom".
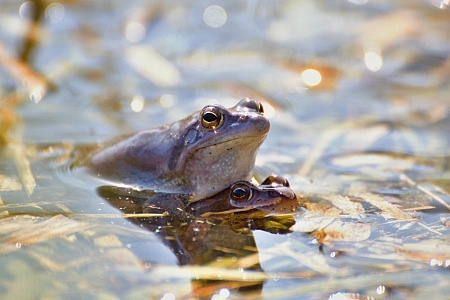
{"left": 230, "top": 184, "right": 252, "bottom": 202}
{"left": 236, "top": 98, "right": 264, "bottom": 115}
{"left": 256, "top": 102, "right": 264, "bottom": 115}
{"left": 201, "top": 107, "right": 224, "bottom": 130}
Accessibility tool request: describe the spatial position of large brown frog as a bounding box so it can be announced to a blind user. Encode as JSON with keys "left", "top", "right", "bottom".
{"left": 88, "top": 98, "right": 269, "bottom": 202}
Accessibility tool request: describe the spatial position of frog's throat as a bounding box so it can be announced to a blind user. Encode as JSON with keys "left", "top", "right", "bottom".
{"left": 168, "top": 134, "right": 266, "bottom": 171}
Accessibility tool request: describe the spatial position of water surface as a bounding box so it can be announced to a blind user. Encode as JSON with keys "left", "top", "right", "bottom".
{"left": 1, "top": 0, "right": 449, "bottom": 299}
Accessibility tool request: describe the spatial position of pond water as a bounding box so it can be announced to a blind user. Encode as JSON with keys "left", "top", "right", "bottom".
{"left": 1, "top": 0, "right": 449, "bottom": 299}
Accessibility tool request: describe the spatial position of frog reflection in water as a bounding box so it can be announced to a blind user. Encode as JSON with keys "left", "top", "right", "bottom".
{"left": 97, "top": 175, "right": 298, "bottom": 295}
{"left": 100, "top": 174, "right": 298, "bottom": 261}
{"left": 87, "top": 98, "right": 269, "bottom": 204}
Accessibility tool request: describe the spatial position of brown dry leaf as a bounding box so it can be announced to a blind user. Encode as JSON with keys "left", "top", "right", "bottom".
{"left": 0, "top": 196, "right": 8, "bottom": 218}
{"left": 8, "top": 143, "right": 36, "bottom": 195}
{"left": 313, "top": 220, "right": 371, "bottom": 243}
{"left": 0, "top": 214, "right": 94, "bottom": 254}
{"left": 301, "top": 201, "right": 341, "bottom": 216}
{"left": 441, "top": 217, "right": 450, "bottom": 227}
{"left": 293, "top": 217, "right": 370, "bottom": 243}
{"left": 0, "top": 98, "right": 36, "bottom": 195}
{"left": 320, "top": 194, "right": 365, "bottom": 218}
{"left": 291, "top": 220, "right": 320, "bottom": 233}
{"left": 0, "top": 97, "right": 20, "bottom": 146}
{"left": 237, "top": 252, "right": 260, "bottom": 269}
{"left": 0, "top": 175, "right": 22, "bottom": 191}
{"left": 396, "top": 239, "right": 450, "bottom": 265}
{"left": 292, "top": 213, "right": 336, "bottom": 233}
{"left": 354, "top": 192, "right": 414, "bottom": 220}
{"left": 401, "top": 174, "right": 450, "bottom": 212}
{"left": 0, "top": 43, "right": 51, "bottom": 102}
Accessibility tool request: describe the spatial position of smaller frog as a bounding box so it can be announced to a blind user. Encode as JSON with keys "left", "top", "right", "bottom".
{"left": 143, "top": 174, "right": 299, "bottom": 217}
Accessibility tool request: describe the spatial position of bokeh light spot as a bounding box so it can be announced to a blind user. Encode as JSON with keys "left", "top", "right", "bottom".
{"left": 203, "top": 5, "right": 227, "bottom": 28}
{"left": 130, "top": 95, "right": 145, "bottom": 113}
{"left": 125, "top": 21, "right": 146, "bottom": 43}
{"left": 376, "top": 285, "right": 386, "bottom": 295}
{"left": 45, "top": 3, "right": 65, "bottom": 24}
{"left": 301, "top": 69, "right": 322, "bottom": 87}
{"left": 30, "top": 90, "right": 42, "bottom": 103}
{"left": 211, "top": 288, "right": 230, "bottom": 300}
{"left": 19, "top": 1, "right": 35, "bottom": 19}
{"left": 364, "top": 51, "right": 383, "bottom": 72}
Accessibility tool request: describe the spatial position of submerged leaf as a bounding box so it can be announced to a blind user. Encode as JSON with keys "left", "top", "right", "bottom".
{"left": 354, "top": 192, "right": 413, "bottom": 220}
{"left": 0, "top": 175, "right": 22, "bottom": 191}
{"left": 0, "top": 215, "right": 93, "bottom": 254}
{"left": 396, "top": 239, "right": 450, "bottom": 265}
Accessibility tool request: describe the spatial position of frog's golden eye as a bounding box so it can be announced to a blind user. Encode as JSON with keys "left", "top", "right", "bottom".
{"left": 201, "top": 107, "right": 224, "bottom": 130}
{"left": 236, "top": 98, "right": 265, "bottom": 115}
{"left": 256, "top": 102, "right": 264, "bottom": 115}
{"left": 230, "top": 184, "right": 252, "bottom": 202}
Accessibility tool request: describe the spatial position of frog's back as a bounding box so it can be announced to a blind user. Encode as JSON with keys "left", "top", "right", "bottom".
{"left": 88, "top": 128, "right": 175, "bottom": 188}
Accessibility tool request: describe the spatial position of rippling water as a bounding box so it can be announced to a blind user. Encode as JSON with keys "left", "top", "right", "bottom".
{"left": 1, "top": 1, "right": 449, "bottom": 299}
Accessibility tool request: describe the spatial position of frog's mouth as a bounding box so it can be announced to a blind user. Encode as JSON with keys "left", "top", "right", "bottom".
{"left": 191, "top": 134, "right": 266, "bottom": 161}
{"left": 199, "top": 134, "right": 266, "bottom": 150}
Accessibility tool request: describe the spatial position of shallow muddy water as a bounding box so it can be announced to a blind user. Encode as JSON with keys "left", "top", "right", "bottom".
{"left": 1, "top": 1, "right": 449, "bottom": 299}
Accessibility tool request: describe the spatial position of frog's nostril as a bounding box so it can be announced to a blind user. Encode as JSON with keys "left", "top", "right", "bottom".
{"left": 239, "top": 115, "right": 248, "bottom": 122}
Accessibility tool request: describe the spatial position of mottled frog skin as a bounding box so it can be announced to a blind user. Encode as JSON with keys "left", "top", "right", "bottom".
{"left": 88, "top": 98, "right": 269, "bottom": 202}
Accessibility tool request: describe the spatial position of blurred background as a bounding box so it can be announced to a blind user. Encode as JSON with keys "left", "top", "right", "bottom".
{"left": 0, "top": 0, "right": 449, "bottom": 299}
